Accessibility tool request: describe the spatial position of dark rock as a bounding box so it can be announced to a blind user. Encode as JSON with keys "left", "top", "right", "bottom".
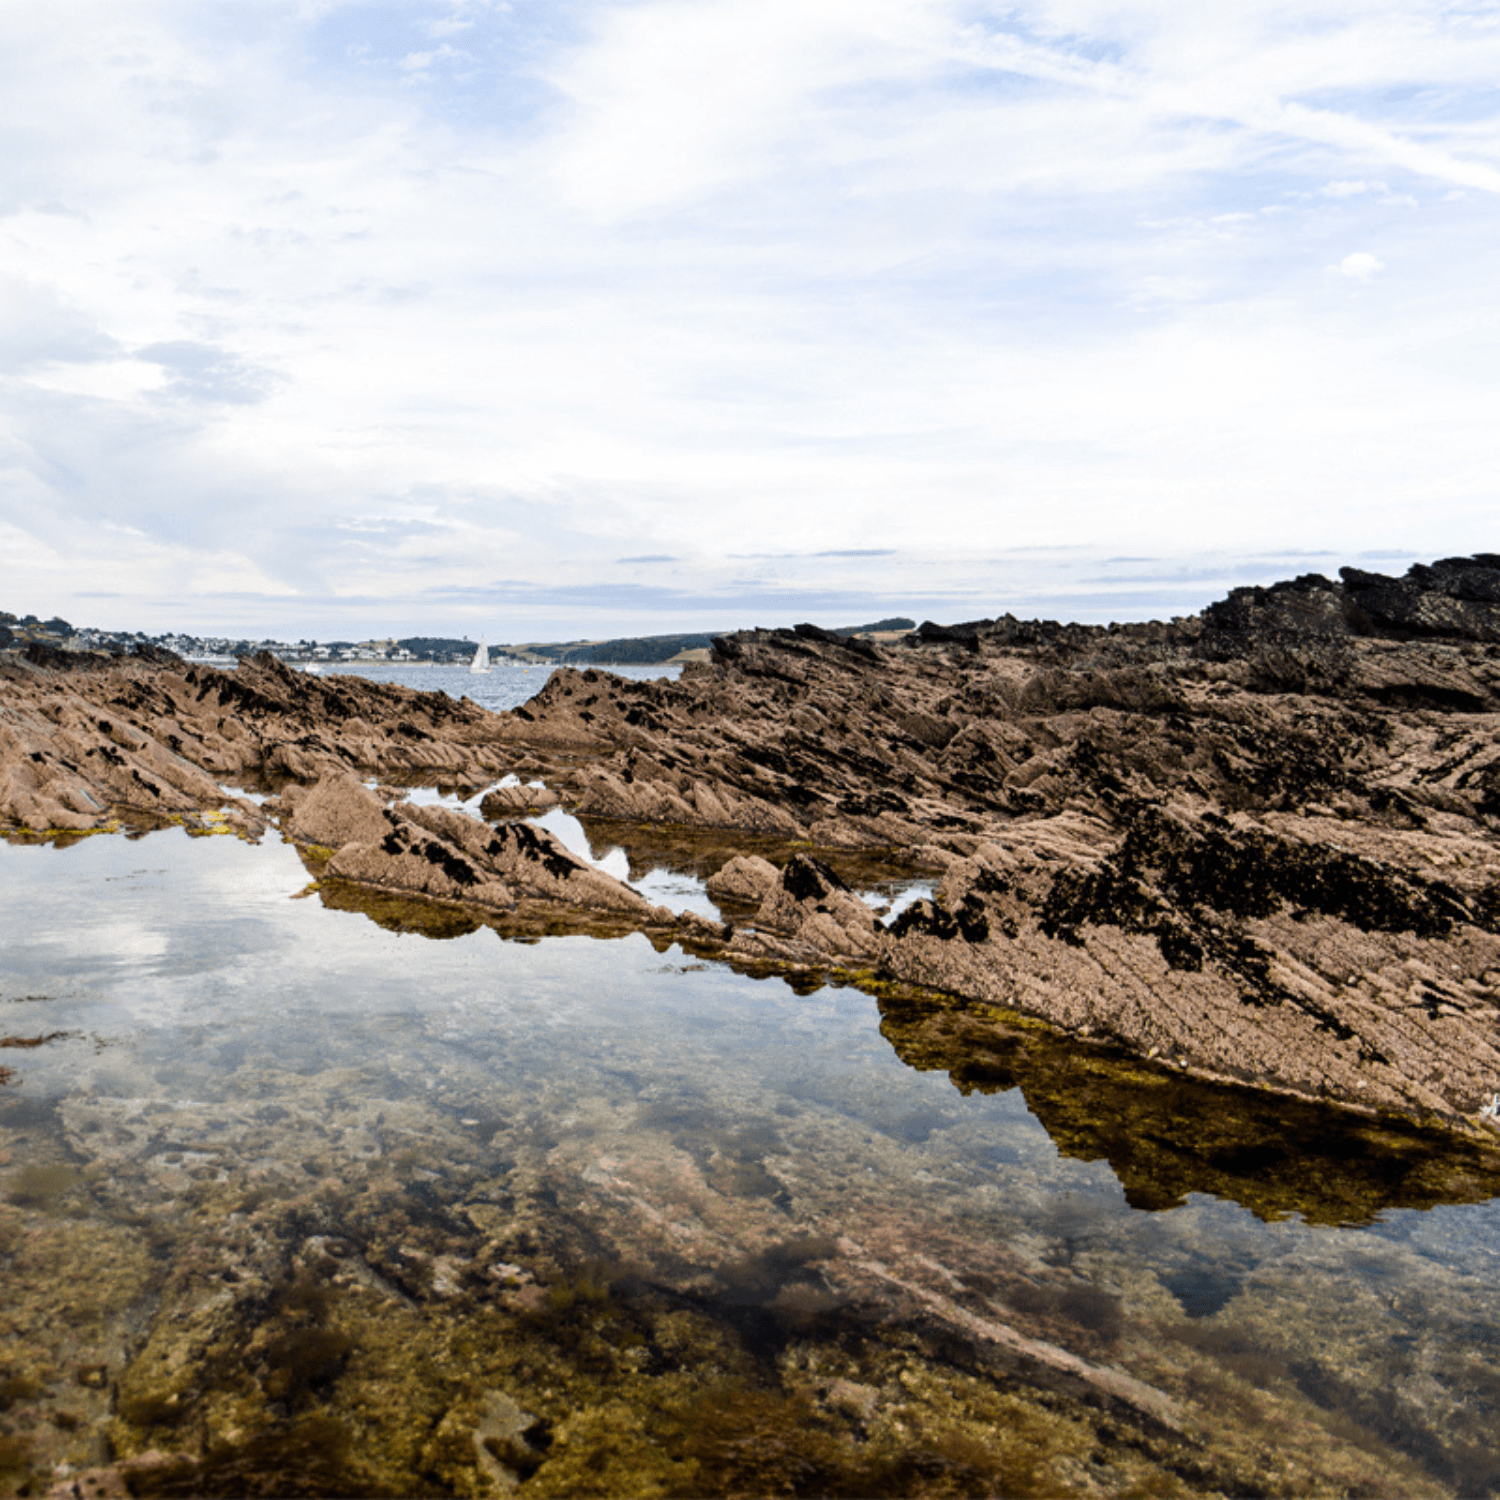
{"left": 1340, "top": 557, "right": 1500, "bottom": 641}
{"left": 494, "top": 554, "right": 1500, "bottom": 1125}
{"left": 8, "top": 553, "right": 1500, "bottom": 1128}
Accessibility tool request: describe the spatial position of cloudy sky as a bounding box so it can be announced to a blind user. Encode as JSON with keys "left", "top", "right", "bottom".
{"left": 2, "top": 0, "right": 1497, "bottom": 640}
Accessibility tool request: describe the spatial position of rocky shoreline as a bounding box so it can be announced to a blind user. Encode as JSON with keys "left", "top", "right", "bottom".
{"left": 4, "top": 557, "right": 1500, "bottom": 1135}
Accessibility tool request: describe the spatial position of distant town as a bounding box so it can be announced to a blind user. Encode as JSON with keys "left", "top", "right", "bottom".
{"left": 0, "top": 612, "right": 917, "bottom": 668}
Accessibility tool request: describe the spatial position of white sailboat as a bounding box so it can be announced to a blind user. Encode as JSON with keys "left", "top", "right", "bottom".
{"left": 469, "top": 636, "right": 490, "bottom": 674}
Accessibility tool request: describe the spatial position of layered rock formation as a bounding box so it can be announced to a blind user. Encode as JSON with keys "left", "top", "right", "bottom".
{"left": 0, "top": 649, "right": 688, "bottom": 934}
{"left": 494, "top": 558, "right": 1500, "bottom": 1129}
{"left": 4, "top": 557, "right": 1499, "bottom": 1132}
{"left": 0, "top": 648, "right": 509, "bottom": 837}
{"left": 281, "top": 773, "right": 676, "bottom": 923}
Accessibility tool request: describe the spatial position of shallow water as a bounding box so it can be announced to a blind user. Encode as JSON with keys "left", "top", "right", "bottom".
{"left": 4, "top": 658, "right": 1500, "bottom": 1495}
{"left": 3, "top": 824, "right": 1500, "bottom": 1498}
{"left": 318, "top": 659, "right": 680, "bottom": 718}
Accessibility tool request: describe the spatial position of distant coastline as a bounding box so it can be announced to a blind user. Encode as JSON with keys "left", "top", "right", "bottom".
{"left": 0, "top": 614, "right": 916, "bottom": 670}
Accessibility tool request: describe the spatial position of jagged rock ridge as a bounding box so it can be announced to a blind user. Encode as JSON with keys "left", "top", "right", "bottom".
{"left": 493, "top": 556, "right": 1500, "bottom": 1127}
{"left": 3, "top": 556, "right": 1499, "bottom": 1130}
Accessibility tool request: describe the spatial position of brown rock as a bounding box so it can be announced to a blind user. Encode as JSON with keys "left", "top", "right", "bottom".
{"left": 705, "top": 853, "right": 780, "bottom": 905}
{"left": 481, "top": 821, "right": 658, "bottom": 914}
{"left": 0, "top": 649, "right": 514, "bottom": 835}
{"left": 494, "top": 557, "right": 1500, "bottom": 1125}
{"left": 282, "top": 774, "right": 390, "bottom": 849}
{"left": 479, "top": 783, "right": 561, "bottom": 817}
{"left": 393, "top": 802, "right": 659, "bottom": 915}
{"left": 9, "top": 556, "right": 1500, "bottom": 1129}
{"left": 748, "top": 853, "right": 883, "bottom": 960}
{"left": 326, "top": 818, "right": 518, "bottom": 913}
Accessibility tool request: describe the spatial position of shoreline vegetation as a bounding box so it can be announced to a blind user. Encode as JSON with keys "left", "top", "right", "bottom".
{"left": 0, "top": 615, "right": 918, "bottom": 669}
{"left": 2, "top": 558, "right": 1499, "bottom": 1140}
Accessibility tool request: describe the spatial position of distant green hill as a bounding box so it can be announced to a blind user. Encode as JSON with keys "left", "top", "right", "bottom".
{"left": 393, "top": 618, "right": 915, "bottom": 665}
{"left": 396, "top": 636, "right": 477, "bottom": 659}
{"left": 832, "top": 617, "right": 914, "bottom": 635}
{"left": 558, "top": 632, "right": 714, "bottom": 665}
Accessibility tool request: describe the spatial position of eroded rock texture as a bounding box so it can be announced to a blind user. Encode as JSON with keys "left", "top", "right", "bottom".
{"left": 0, "top": 648, "right": 508, "bottom": 836}
{"left": 0, "top": 650, "right": 680, "bottom": 929}
{"left": 497, "top": 560, "right": 1500, "bottom": 1127}
{"left": 4, "top": 558, "right": 1500, "bottom": 1129}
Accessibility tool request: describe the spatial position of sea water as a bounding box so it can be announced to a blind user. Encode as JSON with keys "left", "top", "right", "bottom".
{"left": 2, "top": 663, "right": 1499, "bottom": 1497}
{"left": 322, "top": 659, "right": 681, "bottom": 717}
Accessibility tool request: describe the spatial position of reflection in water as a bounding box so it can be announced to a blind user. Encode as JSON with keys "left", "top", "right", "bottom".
{"left": 528, "top": 809, "right": 720, "bottom": 920}
{"left": 879, "top": 990, "right": 1500, "bottom": 1226}
{"left": 572, "top": 809, "right": 942, "bottom": 896}
{"left": 1, "top": 827, "right": 1499, "bottom": 1497}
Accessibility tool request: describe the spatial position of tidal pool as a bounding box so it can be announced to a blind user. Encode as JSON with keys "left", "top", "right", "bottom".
{"left": 3, "top": 823, "right": 1500, "bottom": 1498}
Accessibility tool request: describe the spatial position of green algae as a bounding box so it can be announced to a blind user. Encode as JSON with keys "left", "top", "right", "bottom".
{"left": 3, "top": 827, "right": 1496, "bottom": 1498}
{"left": 312, "top": 872, "right": 664, "bottom": 945}
{"left": 0, "top": 1435, "right": 33, "bottom": 1483}
{"left": 315, "top": 877, "right": 486, "bottom": 940}
{"left": 0, "top": 821, "right": 120, "bottom": 847}
{"left": 0, "top": 1085, "right": 1463, "bottom": 1500}
{"left": 78, "top": 1145, "right": 1450, "bottom": 1500}
{"left": 0, "top": 1376, "right": 45, "bottom": 1413}
{"left": 877, "top": 988, "right": 1500, "bottom": 1226}
{"left": 5, "top": 1162, "right": 83, "bottom": 1209}
{"left": 0, "top": 1198, "right": 158, "bottom": 1487}
{"left": 124, "top": 1415, "right": 403, "bottom": 1499}
{"left": 2, "top": 805, "right": 260, "bottom": 847}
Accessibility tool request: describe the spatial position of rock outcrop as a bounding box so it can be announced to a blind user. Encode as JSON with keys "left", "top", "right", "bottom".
{"left": 0, "top": 648, "right": 512, "bottom": 836}
{"left": 273, "top": 771, "right": 670, "bottom": 920}
{"left": 0, "top": 648, "right": 693, "bottom": 938}
{"left": 5, "top": 556, "right": 1500, "bottom": 1132}
{"left": 495, "top": 556, "right": 1500, "bottom": 1129}
{"left": 704, "top": 853, "right": 780, "bottom": 907}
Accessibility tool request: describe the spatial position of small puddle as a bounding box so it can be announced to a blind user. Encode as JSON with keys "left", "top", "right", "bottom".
{"left": 858, "top": 881, "right": 934, "bottom": 920}
{"left": 526, "top": 806, "right": 721, "bottom": 919}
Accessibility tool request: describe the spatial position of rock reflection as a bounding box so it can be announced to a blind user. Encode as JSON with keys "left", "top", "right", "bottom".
{"left": 4, "top": 827, "right": 1500, "bottom": 1497}
{"left": 303, "top": 830, "right": 1500, "bottom": 1232}
{"left": 571, "top": 812, "right": 934, "bottom": 888}
{"left": 879, "top": 989, "right": 1500, "bottom": 1225}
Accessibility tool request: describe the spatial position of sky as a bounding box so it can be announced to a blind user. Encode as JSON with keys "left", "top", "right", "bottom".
{"left": 2, "top": 0, "right": 1497, "bottom": 641}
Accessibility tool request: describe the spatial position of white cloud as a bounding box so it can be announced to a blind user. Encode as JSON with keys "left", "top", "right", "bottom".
{"left": 1334, "top": 251, "right": 1385, "bottom": 277}
{"left": 400, "top": 43, "right": 467, "bottom": 73}
{"left": 0, "top": 1, "right": 1496, "bottom": 636}
{"left": 0, "top": 274, "right": 120, "bottom": 370}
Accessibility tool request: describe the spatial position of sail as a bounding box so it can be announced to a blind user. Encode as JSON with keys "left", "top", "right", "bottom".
{"left": 470, "top": 636, "right": 489, "bottom": 674}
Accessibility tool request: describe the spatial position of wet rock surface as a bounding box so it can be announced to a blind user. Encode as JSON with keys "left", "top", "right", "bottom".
{"left": 0, "top": 649, "right": 509, "bottom": 838}
{"left": 492, "top": 557, "right": 1500, "bottom": 1129}
{"left": 4, "top": 559, "right": 1500, "bottom": 1132}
